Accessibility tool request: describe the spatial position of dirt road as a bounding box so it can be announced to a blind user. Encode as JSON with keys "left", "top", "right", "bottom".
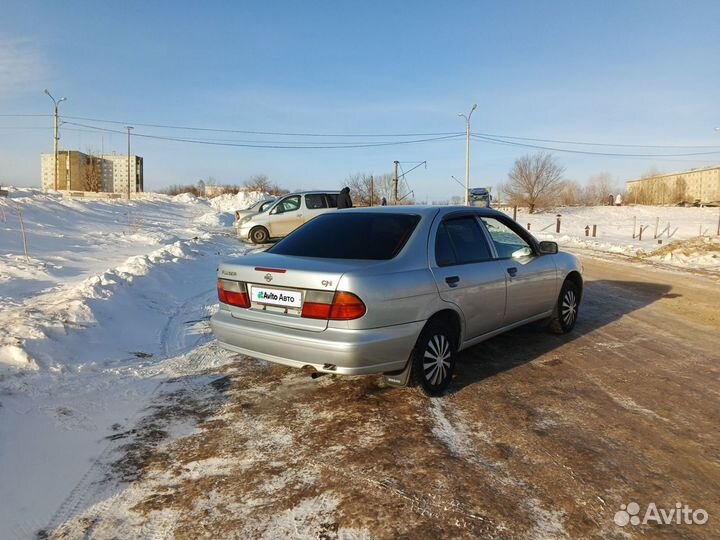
{"left": 46, "top": 256, "right": 720, "bottom": 539}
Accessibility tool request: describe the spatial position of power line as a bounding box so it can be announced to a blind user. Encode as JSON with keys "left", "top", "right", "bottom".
{"left": 55, "top": 121, "right": 454, "bottom": 145}
{"left": 397, "top": 161, "right": 427, "bottom": 179}
{"left": 471, "top": 134, "right": 720, "bottom": 158}
{"left": 473, "top": 131, "right": 720, "bottom": 149}
{"left": 7, "top": 112, "right": 720, "bottom": 155}
{"left": 61, "top": 115, "right": 462, "bottom": 138}
{"left": 62, "top": 121, "right": 465, "bottom": 149}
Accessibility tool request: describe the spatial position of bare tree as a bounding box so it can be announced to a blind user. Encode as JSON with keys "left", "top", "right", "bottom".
{"left": 268, "top": 183, "right": 289, "bottom": 196}
{"left": 345, "top": 173, "right": 373, "bottom": 205}
{"left": 582, "top": 172, "right": 617, "bottom": 205}
{"left": 671, "top": 176, "right": 688, "bottom": 204}
{"left": 244, "top": 174, "right": 272, "bottom": 192}
{"left": 557, "top": 179, "right": 582, "bottom": 206}
{"left": 503, "top": 153, "right": 565, "bottom": 213}
{"left": 344, "top": 172, "right": 409, "bottom": 206}
{"left": 629, "top": 167, "right": 667, "bottom": 204}
{"left": 82, "top": 151, "right": 102, "bottom": 192}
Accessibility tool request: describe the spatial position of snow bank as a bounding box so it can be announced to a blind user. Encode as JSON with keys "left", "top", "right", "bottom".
{"left": 193, "top": 210, "right": 235, "bottom": 227}
{"left": 172, "top": 192, "right": 203, "bottom": 204}
{"left": 0, "top": 188, "right": 258, "bottom": 536}
{"left": 647, "top": 236, "right": 720, "bottom": 269}
{"left": 208, "top": 190, "right": 267, "bottom": 212}
{"left": 0, "top": 188, "right": 240, "bottom": 373}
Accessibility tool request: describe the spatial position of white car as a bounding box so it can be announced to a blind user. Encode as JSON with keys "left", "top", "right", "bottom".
{"left": 237, "top": 191, "right": 340, "bottom": 244}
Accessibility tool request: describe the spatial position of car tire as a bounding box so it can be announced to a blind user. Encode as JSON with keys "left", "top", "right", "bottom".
{"left": 411, "top": 321, "right": 457, "bottom": 397}
{"left": 548, "top": 279, "right": 580, "bottom": 334}
{"left": 250, "top": 226, "right": 269, "bottom": 244}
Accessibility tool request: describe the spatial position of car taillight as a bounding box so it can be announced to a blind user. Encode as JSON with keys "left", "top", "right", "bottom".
{"left": 301, "top": 301, "right": 332, "bottom": 319}
{"left": 301, "top": 291, "right": 366, "bottom": 320}
{"left": 217, "top": 278, "right": 250, "bottom": 308}
{"left": 329, "top": 292, "right": 366, "bottom": 320}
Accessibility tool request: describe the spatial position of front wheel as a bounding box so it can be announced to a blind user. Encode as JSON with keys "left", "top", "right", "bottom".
{"left": 411, "top": 321, "right": 457, "bottom": 396}
{"left": 250, "top": 226, "right": 269, "bottom": 244}
{"left": 548, "top": 280, "right": 580, "bottom": 334}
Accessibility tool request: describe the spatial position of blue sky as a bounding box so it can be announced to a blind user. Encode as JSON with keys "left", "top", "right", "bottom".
{"left": 1, "top": 0, "right": 719, "bottom": 200}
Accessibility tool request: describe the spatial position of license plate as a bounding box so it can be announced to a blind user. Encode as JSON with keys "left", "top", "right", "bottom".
{"left": 250, "top": 286, "right": 303, "bottom": 308}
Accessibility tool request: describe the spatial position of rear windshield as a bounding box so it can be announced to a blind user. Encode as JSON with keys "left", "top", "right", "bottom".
{"left": 269, "top": 212, "right": 421, "bottom": 260}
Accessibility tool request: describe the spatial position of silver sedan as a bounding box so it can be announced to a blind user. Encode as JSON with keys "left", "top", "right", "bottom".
{"left": 211, "top": 206, "right": 582, "bottom": 396}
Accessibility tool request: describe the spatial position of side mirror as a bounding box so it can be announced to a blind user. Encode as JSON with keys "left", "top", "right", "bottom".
{"left": 538, "top": 241, "right": 558, "bottom": 255}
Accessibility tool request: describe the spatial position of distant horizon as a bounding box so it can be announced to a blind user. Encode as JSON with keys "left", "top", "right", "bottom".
{"left": 2, "top": 0, "right": 719, "bottom": 200}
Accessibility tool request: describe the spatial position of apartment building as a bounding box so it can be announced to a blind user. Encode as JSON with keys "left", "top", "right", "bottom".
{"left": 41, "top": 151, "right": 144, "bottom": 194}
{"left": 626, "top": 166, "right": 720, "bottom": 205}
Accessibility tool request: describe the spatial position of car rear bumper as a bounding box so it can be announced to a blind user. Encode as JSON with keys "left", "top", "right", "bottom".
{"left": 210, "top": 309, "right": 423, "bottom": 375}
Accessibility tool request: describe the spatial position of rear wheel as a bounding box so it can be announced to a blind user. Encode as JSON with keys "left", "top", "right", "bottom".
{"left": 250, "top": 226, "right": 269, "bottom": 244}
{"left": 411, "top": 321, "right": 457, "bottom": 396}
{"left": 548, "top": 279, "right": 580, "bottom": 334}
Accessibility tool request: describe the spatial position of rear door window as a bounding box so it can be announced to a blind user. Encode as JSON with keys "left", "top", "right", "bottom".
{"left": 324, "top": 193, "right": 338, "bottom": 208}
{"left": 434, "top": 223, "right": 457, "bottom": 266}
{"left": 269, "top": 212, "right": 420, "bottom": 260}
{"left": 436, "top": 216, "right": 493, "bottom": 266}
{"left": 305, "top": 194, "right": 327, "bottom": 209}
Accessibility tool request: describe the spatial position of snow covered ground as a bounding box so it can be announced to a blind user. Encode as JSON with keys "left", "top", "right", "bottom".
{"left": 498, "top": 205, "right": 720, "bottom": 272}
{"left": 0, "top": 188, "right": 264, "bottom": 537}
{"left": 1, "top": 191, "right": 718, "bottom": 537}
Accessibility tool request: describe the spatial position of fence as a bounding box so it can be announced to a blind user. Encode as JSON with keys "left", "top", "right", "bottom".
{"left": 499, "top": 206, "right": 720, "bottom": 246}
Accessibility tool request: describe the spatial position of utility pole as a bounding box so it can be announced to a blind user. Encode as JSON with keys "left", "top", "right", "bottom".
{"left": 393, "top": 161, "right": 399, "bottom": 205}
{"left": 369, "top": 175, "right": 374, "bottom": 207}
{"left": 458, "top": 104, "right": 477, "bottom": 206}
{"left": 44, "top": 89, "right": 67, "bottom": 191}
{"left": 126, "top": 126, "right": 134, "bottom": 200}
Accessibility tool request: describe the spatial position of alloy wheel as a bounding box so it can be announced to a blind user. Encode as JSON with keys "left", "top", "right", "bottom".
{"left": 561, "top": 289, "right": 577, "bottom": 326}
{"left": 423, "top": 334, "right": 451, "bottom": 385}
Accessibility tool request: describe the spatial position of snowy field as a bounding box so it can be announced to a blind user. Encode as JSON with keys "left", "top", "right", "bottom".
{"left": 0, "top": 188, "right": 264, "bottom": 537}
{"left": 498, "top": 205, "right": 720, "bottom": 272}
{"left": 1, "top": 191, "right": 719, "bottom": 537}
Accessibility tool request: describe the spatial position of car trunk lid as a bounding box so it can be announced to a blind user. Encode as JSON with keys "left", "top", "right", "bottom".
{"left": 218, "top": 253, "right": 377, "bottom": 332}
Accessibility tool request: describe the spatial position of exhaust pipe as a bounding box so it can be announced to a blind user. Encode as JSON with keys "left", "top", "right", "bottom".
{"left": 305, "top": 364, "right": 336, "bottom": 379}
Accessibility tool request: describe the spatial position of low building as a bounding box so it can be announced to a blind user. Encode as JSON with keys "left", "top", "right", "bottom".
{"left": 41, "top": 151, "right": 144, "bottom": 194}
{"left": 626, "top": 166, "right": 720, "bottom": 205}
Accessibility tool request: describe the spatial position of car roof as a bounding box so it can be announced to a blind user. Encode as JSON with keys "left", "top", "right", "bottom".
{"left": 280, "top": 190, "right": 341, "bottom": 196}
{"left": 339, "top": 205, "right": 506, "bottom": 218}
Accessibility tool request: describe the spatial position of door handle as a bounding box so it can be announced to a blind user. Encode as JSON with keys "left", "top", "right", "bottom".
{"left": 445, "top": 276, "right": 460, "bottom": 287}
{"left": 506, "top": 267, "right": 518, "bottom": 277}
{"left": 296, "top": 214, "right": 302, "bottom": 217}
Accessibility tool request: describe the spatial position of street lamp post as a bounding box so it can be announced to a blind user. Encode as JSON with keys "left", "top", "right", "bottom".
{"left": 44, "top": 89, "right": 67, "bottom": 191}
{"left": 126, "top": 126, "right": 134, "bottom": 200}
{"left": 458, "top": 104, "right": 477, "bottom": 206}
